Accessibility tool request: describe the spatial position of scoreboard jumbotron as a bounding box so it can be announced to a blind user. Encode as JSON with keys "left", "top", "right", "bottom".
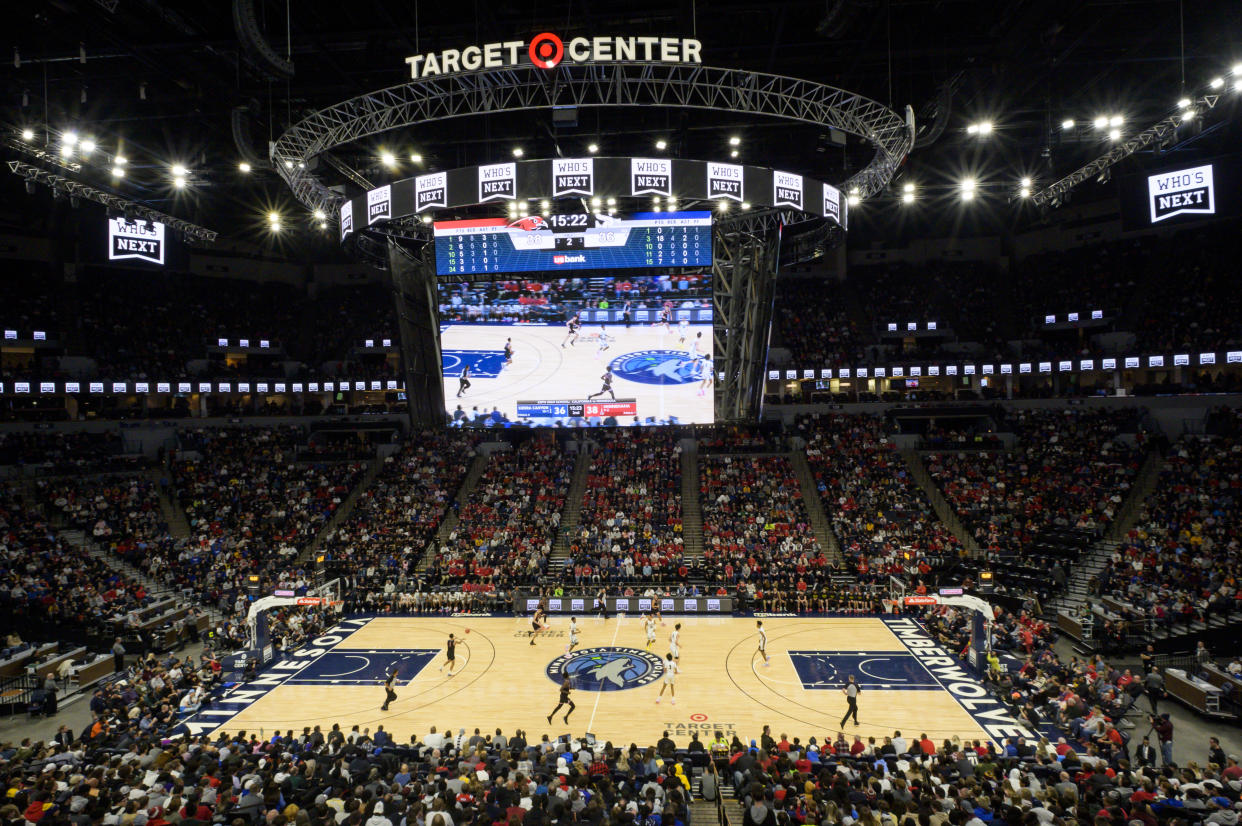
{"left": 516, "top": 398, "right": 639, "bottom": 419}
{"left": 434, "top": 211, "right": 712, "bottom": 275}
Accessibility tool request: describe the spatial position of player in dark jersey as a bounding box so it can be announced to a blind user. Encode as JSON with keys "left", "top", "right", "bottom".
{"left": 656, "top": 305, "right": 672, "bottom": 332}
{"left": 547, "top": 676, "right": 575, "bottom": 724}
{"left": 622, "top": 300, "right": 633, "bottom": 328}
{"left": 439, "top": 632, "right": 457, "bottom": 677}
{"left": 503, "top": 338, "right": 514, "bottom": 365}
{"left": 381, "top": 668, "right": 398, "bottom": 711}
{"left": 456, "top": 365, "right": 471, "bottom": 398}
{"left": 530, "top": 606, "right": 547, "bottom": 645}
{"left": 588, "top": 368, "right": 615, "bottom": 401}
{"left": 561, "top": 314, "right": 582, "bottom": 348}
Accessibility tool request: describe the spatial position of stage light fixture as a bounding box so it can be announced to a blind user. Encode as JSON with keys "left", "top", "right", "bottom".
{"left": 409, "top": 153, "right": 422, "bottom": 163}
{"left": 729, "top": 136, "right": 740, "bottom": 146}
{"left": 1021, "top": 177, "right": 1032, "bottom": 188}
{"left": 1109, "top": 115, "right": 1123, "bottom": 127}
{"left": 741, "top": 202, "right": 750, "bottom": 210}
{"left": 847, "top": 194, "right": 860, "bottom": 206}
{"left": 421, "top": 214, "right": 431, "bottom": 224}
{"left": 62, "top": 131, "right": 78, "bottom": 147}
{"left": 512, "top": 147, "right": 524, "bottom": 157}
{"left": 284, "top": 159, "right": 294, "bottom": 168}
{"left": 1233, "top": 63, "right": 1242, "bottom": 75}
{"left": 115, "top": 155, "right": 126, "bottom": 166}
{"left": 111, "top": 166, "right": 124, "bottom": 178}
{"left": 60, "top": 144, "right": 73, "bottom": 158}
{"left": 1235, "top": 79, "right": 1242, "bottom": 92}
{"left": 902, "top": 182, "right": 915, "bottom": 194}
{"left": 606, "top": 197, "right": 616, "bottom": 206}
{"left": 717, "top": 200, "right": 729, "bottom": 212}
{"left": 587, "top": 143, "right": 598, "bottom": 153}
{"left": 1181, "top": 109, "right": 1195, "bottom": 122}
{"left": 608, "top": 208, "right": 616, "bottom": 215}
{"left": 901, "top": 191, "right": 915, "bottom": 204}
{"left": 540, "top": 200, "right": 550, "bottom": 210}
{"left": 1092, "top": 116, "right": 1108, "bottom": 129}
{"left": 80, "top": 138, "right": 95, "bottom": 155}
{"left": 269, "top": 222, "right": 281, "bottom": 233}
{"left": 1178, "top": 97, "right": 1192, "bottom": 109}
{"left": 959, "top": 178, "right": 976, "bottom": 201}
{"left": 313, "top": 209, "right": 326, "bottom": 221}
{"left": 730, "top": 149, "right": 739, "bottom": 158}
{"left": 171, "top": 163, "right": 187, "bottom": 176}
{"left": 380, "top": 151, "right": 396, "bottom": 167}
{"left": 268, "top": 211, "right": 280, "bottom": 224}
{"left": 975, "top": 121, "right": 993, "bottom": 135}
{"left": 655, "top": 139, "right": 667, "bottom": 150}
{"left": 1019, "top": 186, "right": 1030, "bottom": 198}
{"left": 318, "top": 222, "right": 327, "bottom": 230}
{"left": 20, "top": 128, "right": 34, "bottom": 141}
{"left": 1108, "top": 128, "right": 1121, "bottom": 141}
{"left": 239, "top": 162, "right": 251, "bottom": 173}
{"left": 590, "top": 197, "right": 601, "bottom": 207}
{"left": 1211, "top": 77, "right": 1224, "bottom": 89}
{"left": 173, "top": 176, "right": 186, "bottom": 189}
{"left": 1061, "top": 119, "right": 1074, "bottom": 129}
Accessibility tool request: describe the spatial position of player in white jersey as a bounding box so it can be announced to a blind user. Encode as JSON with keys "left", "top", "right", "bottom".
{"left": 687, "top": 330, "right": 704, "bottom": 359}
{"left": 655, "top": 653, "right": 679, "bottom": 704}
{"left": 697, "top": 354, "right": 714, "bottom": 397}
{"left": 644, "top": 615, "right": 657, "bottom": 650}
{"left": 677, "top": 318, "right": 689, "bottom": 344}
{"left": 565, "top": 616, "right": 581, "bottom": 654}
{"left": 756, "top": 620, "right": 770, "bottom": 666}
{"left": 595, "top": 326, "right": 614, "bottom": 359}
{"left": 669, "top": 623, "right": 681, "bottom": 661}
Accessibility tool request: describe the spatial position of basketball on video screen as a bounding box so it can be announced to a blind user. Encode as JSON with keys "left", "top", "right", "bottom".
{"left": 440, "top": 273, "right": 714, "bottom": 427}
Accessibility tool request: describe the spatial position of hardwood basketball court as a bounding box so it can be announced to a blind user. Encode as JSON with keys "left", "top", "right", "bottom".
{"left": 192, "top": 615, "right": 1023, "bottom": 747}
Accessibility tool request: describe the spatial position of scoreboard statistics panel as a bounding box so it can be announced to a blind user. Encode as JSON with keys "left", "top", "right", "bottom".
{"left": 434, "top": 211, "right": 712, "bottom": 275}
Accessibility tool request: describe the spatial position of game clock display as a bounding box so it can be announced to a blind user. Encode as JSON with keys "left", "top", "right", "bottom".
{"left": 434, "top": 211, "right": 712, "bottom": 275}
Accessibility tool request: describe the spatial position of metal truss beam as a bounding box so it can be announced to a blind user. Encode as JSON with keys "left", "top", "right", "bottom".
{"left": 712, "top": 219, "right": 782, "bottom": 422}
{"left": 6, "top": 160, "right": 218, "bottom": 243}
{"left": 1032, "top": 93, "right": 1221, "bottom": 207}
{"left": 272, "top": 62, "right": 913, "bottom": 217}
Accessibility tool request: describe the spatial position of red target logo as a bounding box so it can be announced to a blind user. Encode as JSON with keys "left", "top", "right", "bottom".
{"left": 689, "top": 713, "right": 708, "bottom": 722}
{"left": 529, "top": 33, "right": 564, "bottom": 69}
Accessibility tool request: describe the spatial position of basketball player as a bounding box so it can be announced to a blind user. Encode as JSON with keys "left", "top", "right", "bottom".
{"left": 644, "top": 614, "right": 657, "bottom": 650}
{"left": 697, "top": 355, "right": 714, "bottom": 397}
{"left": 565, "top": 616, "right": 580, "bottom": 655}
{"left": 547, "top": 676, "right": 575, "bottom": 724}
{"left": 530, "top": 605, "right": 547, "bottom": 646}
{"left": 595, "top": 326, "right": 614, "bottom": 359}
{"left": 655, "top": 653, "right": 679, "bottom": 705}
{"left": 503, "top": 338, "right": 514, "bottom": 366}
{"left": 669, "top": 623, "right": 682, "bottom": 661}
{"left": 677, "top": 318, "right": 689, "bottom": 344}
{"left": 653, "top": 603, "right": 665, "bottom": 626}
{"left": 439, "top": 633, "right": 457, "bottom": 677}
{"left": 595, "top": 587, "right": 608, "bottom": 620}
{"left": 687, "top": 331, "right": 704, "bottom": 359}
{"left": 587, "top": 368, "right": 615, "bottom": 401}
{"left": 656, "top": 304, "right": 672, "bottom": 333}
{"left": 456, "top": 365, "right": 471, "bottom": 398}
{"left": 381, "top": 668, "right": 398, "bottom": 711}
{"left": 622, "top": 300, "right": 633, "bottom": 328}
{"left": 561, "top": 313, "right": 581, "bottom": 348}
{"left": 756, "top": 620, "right": 770, "bottom": 667}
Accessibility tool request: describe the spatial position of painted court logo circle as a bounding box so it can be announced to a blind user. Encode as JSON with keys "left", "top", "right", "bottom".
{"left": 546, "top": 647, "right": 665, "bottom": 691}
{"left": 610, "top": 350, "right": 704, "bottom": 385}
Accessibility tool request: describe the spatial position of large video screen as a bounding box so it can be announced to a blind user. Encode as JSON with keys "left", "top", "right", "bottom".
{"left": 1119, "top": 155, "right": 1241, "bottom": 231}
{"left": 440, "top": 274, "right": 713, "bottom": 427}
{"left": 434, "top": 211, "right": 712, "bottom": 275}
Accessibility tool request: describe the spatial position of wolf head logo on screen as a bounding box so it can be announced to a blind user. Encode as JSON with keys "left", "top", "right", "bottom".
{"left": 1148, "top": 164, "right": 1214, "bottom": 224}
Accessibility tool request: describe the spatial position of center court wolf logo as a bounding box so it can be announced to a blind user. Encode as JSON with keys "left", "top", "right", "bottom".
{"left": 611, "top": 350, "right": 703, "bottom": 385}
{"left": 546, "top": 647, "right": 665, "bottom": 691}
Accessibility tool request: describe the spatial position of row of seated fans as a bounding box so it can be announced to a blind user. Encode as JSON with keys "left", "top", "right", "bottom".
{"left": 796, "top": 412, "right": 963, "bottom": 587}
{"left": 423, "top": 434, "right": 571, "bottom": 589}
{"left": 769, "top": 219, "right": 1242, "bottom": 369}
{"left": 1096, "top": 410, "right": 1242, "bottom": 630}
{"left": 0, "top": 267, "right": 396, "bottom": 381}
{"left": 564, "top": 428, "right": 687, "bottom": 584}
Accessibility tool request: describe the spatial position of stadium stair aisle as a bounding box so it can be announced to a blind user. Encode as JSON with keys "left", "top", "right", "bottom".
{"left": 789, "top": 450, "right": 842, "bottom": 562}
{"left": 65, "top": 528, "right": 181, "bottom": 605}
{"left": 551, "top": 445, "right": 594, "bottom": 561}
{"left": 146, "top": 468, "right": 191, "bottom": 539}
{"left": 899, "top": 449, "right": 981, "bottom": 556}
{"left": 680, "top": 448, "right": 704, "bottom": 557}
{"left": 432, "top": 452, "right": 490, "bottom": 544}
{"left": 299, "top": 457, "right": 383, "bottom": 562}
{"left": 1105, "top": 444, "right": 1165, "bottom": 541}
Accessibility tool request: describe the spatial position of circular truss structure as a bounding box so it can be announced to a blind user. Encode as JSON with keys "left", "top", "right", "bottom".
{"left": 271, "top": 61, "right": 914, "bottom": 219}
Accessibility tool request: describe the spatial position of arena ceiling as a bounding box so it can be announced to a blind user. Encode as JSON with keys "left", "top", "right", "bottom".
{"left": 4, "top": 0, "right": 1241, "bottom": 249}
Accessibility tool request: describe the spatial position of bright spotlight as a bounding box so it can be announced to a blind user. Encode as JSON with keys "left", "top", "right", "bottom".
{"left": 1235, "top": 79, "right": 1242, "bottom": 92}
{"left": 20, "top": 128, "right": 33, "bottom": 141}
{"left": 1093, "top": 116, "right": 1108, "bottom": 129}
{"left": 1021, "top": 177, "right": 1032, "bottom": 188}
{"left": 1061, "top": 119, "right": 1074, "bottom": 129}
{"left": 655, "top": 139, "right": 667, "bottom": 150}
{"left": 268, "top": 211, "right": 280, "bottom": 223}
{"left": 1211, "top": 77, "right": 1224, "bottom": 89}
{"left": 111, "top": 166, "right": 124, "bottom": 178}
{"left": 409, "top": 153, "right": 422, "bottom": 163}
{"left": 960, "top": 178, "right": 976, "bottom": 200}
{"left": 313, "top": 209, "right": 326, "bottom": 221}
{"left": 173, "top": 176, "right": 186, "bottom": 189}
{"left": 80, "top": 139, "right": 95, "bottom": 155}
{"left": 590, "top": 197, "right": 601, "bottom": 207}
{"left": 269, "top": 222, "right": 281, "bottom": 233}
{"left": 717, "top": 200, "right": 729, "bottom": 212}
{"left": 115, "top": 155, "right": 127, "bottom": 166}
{"left": 901, "top": 191, "right": 915, "bottom": 204}
{"left": 318, "top": 222, "right": 327, "bottom": 230}
{"left": 540, "top": 200, "right": 551, "bottom": 210}
{"left": 606, "top": 197, "right": 616, "bottom": 206}
{"left": 902, "top": 182, "right": 915, "bottom": 194}
{"left": 741, "top": 202, "right": 751, "bottom": 210}
{"left": 1108, "top": 128, "right": 1121, "bottom": 141}
{"left": 380, "top": 151, "right": 396, "bottom": 167}
{"left": 1178, "top": 97, "right": 1192, "bottom": 109}
{"left": 976, "top": 121, "right": 993, "bottom": 135}
{"left": 729, "top": 136, "right": 740, "bottom": 146}
{"left": 238, "top": 162, "right": 251, "bottom": 173}
{"left": 62, "top": 131, "right": 78, "bottom": 147}
{"left": 966, "top": 124, "right": 978, "bottom": 135}
{"left": 1233, "top": 63, "right": 1242, "bottom": 75}
{"left": 847, "top": 194, "right": 860, "bottom": 206}
{"left": 587, "top": 143, "right": 598, "bottom": 153}
{"left": 1019, "top": 186, "right": 1030, "bottom": 198}
{"left": 171, "top": 163, "right": 188, "bottom": 176}
{"left": 421, "top": 214, "right": 432, "bottom": 224}
{"left": 512, "top": 147, "right": 524, "bottom": 157}
{"left": 1181, "top": 109, "right": 1195, "bottom": 122}
{"left": 284, "top": 159, "right": 294, "bottom": 168}
{"left": 1109, "top": 115, "right": 1123, "bottom": 127}
{"left": 60, "top": 144, "right": 73, "bottom": 158}
{"left": 730, "top": 149, "right": 739, "bottom": 158}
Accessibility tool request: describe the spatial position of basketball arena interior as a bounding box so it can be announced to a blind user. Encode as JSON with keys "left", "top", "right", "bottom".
{"left": 3, "top": 2, "right": 1242, "bottom": 825}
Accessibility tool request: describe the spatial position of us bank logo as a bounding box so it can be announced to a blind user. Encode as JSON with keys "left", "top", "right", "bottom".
{"left": 610, "top": 349, "right": 703, "bottom": 385}
{"left": 546, "top": 647, "right": 665, "bottom": 692}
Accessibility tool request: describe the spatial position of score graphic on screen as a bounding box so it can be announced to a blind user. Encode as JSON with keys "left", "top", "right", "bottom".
{"left": 434, "top": 211, "right": 712, "bottom": 275}
{"left": 440, "top": 272, "right": 713, "bottom": 427}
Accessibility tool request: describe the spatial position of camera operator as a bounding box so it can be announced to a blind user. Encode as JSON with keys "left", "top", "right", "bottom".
{"left": 1152, "top": 712, "right": 1174, "bottom": 766}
